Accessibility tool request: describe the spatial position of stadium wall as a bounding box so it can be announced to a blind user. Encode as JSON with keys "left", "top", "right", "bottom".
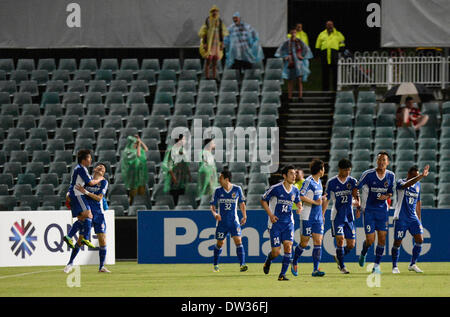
{"left": 137, "top": 209, "right": 450, "bottom": 264}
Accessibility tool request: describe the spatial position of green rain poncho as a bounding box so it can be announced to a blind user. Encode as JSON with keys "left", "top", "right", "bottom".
{"left": 197, "top": 149, "right": 218, "bottom": 197}
{"left": 161, "top": 141, "right": 190, "bottom": 193}
{"left": 121, "top": 136, "right": 148, "bottom": 190}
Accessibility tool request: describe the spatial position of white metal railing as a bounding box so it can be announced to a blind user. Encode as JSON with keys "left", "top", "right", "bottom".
{"left": 337, "top": 54, "right": 449, "bottom": 90}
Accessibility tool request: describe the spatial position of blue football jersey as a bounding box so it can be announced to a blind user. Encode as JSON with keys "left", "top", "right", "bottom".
{"left": 394, "top": 179, "right": 421, "bottom": 221}
{"left": 326, "top": 175, "right": 358, "bottom": 223}
{"left": 357, "top": 169, "right": 395, "bottom": 213}
{"left": 84, "top": 179, "right": 108, "bottom": 215}
{"left": 300, "top": 176, "right": 324, "bottom": 222}
{"left": 69, "top": 164, "right": 92, "bottom": 196}
{"left": 262, "top": 182, "right": 300, "bottom": 224}
{"left": 210, "top": 185, "right": 245, "bottom": 224}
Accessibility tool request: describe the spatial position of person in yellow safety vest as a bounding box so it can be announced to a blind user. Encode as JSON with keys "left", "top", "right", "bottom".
{"left": 287, "top": 23, "right": 309, "bottom": 47}
{"left": 293, "top": 169, "right": 305, "bottom": 210}
{"left": 315, "top": 20, "right": 345, "bottom": 91}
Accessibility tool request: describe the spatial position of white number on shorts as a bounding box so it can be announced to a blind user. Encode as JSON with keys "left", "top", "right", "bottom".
{"left": 366, "top": 225, "right": 371, "bottom": 232}
{"left": 273, "top": 237, "right": 280, "bottom": 245}
{"left": 306, "top": 227, "right": 312, "bottom": 235}
{"left": 397, "top": 231, "right": 404, "bottom": 239}
{"left": 217, "top": 232, "right": 224, "bottom": 239}
{"left": 337, "top": 227, "right": 344, "bottom": 235}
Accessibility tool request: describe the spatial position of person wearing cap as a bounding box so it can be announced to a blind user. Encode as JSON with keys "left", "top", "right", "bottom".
{"left": 224, "top": 11, "right": 264, "bottom": 75}
{"left": 198, "top": 5, "right": 229, "bottom": 80}
{"left": 396, "top": 96, "right": 429, "bottom": 130}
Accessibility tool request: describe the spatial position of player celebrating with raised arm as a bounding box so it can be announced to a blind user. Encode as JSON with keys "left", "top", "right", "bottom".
{"left": 64, "top": 163, "right": 110, "bottom": 273}
{"left": 392, "top": 165, "right": 429, "bottom": 274}
{"left": 291, "top": 159, "right": 327, "bottom": 277}
{"left": 356, "top": 151, "right": 395, "bottom": 273}
{"left": 261, "top": 165, "right": 302, "bottom": 281}
{"left": 322, "top": 158, "right": 359, "bottom": 274}
{"left": 63, "top": 150, "right": 104, "bottom": 250}
{"left": 210, "top": 170, "right": 248, "bottom": 273}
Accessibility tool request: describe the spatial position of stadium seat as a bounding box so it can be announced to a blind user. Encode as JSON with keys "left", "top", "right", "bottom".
{"left": 352, "top": 149, "right": 371, "bottom": 162}
{"left": 334, "top": 103, "right": 353, "bottom": 116}
{"left": 137, "top": 70, "right": 156, "bottom": 86}
{"left": 332, "top": 115, "right": 353, "bottom": 128}
{"left": 79, "top": 58, "right": 98, "bottom": 75}
{"left": 331, "top": 138, "right": 350, "bottom": 151}
{"left": 265, "top": 58, "right": 283, "bottom": 71}
{"left": 0, "top": 174, "right": 14, "bottom": 189}
{"left": 120, "top": 58, "right": 139, "bottom": 73}
{"left": 357, "top": 90, "right": 376, "bottom": 103}
{"left": 336, "top": 91, "right": 355, "bottom": 103}
{"left": 13, "top": 184, "right": 33, "bottom": 198}
{"left": 356, "top": 103, "right": 376, "bottom": 116}
{"left": 262, "top": 80, "right": 282, "bottom": 95}
{"left": 99, "top": 58, "right": 119, "bottom": 73}
{"left": 175, "top": 92, "right": 195, "bottom": 108}
{"left": 0, "top": 58, "right": 14, "bottom": 74}
{"left": 130, "top": 80, "right": 150, "bottom": 97}
{"left": 154, "top": 195, "right": 175, "bottom": 209}
{"left": 0, "top": 196, "right": 17, "bottom": 211}
{"left": 13, "top": 92, "right": 33, "bottom": 106}
{"left": 30, "top": 70, "right": 49, "bottom": 86}
{"left": 199, "top": 79, "right": 218, "bottom": 95}
{"left": 247, "top": 183, "right": 267, "bottom": 195}
{"left": 32, "top": 150, "right": 51, "bottom": 166}
{"left": 147, "top": 115, "right": 167, "bottom": 132}
{"left": 57, "top": 58, "right": 77, "bottom": 74}
{"left": 420, "top": 194, "right": 435, "bottom": 208}
{"left": 40, "top": 173, "right": 60, "bottom": 188}
{"left": 197, "top": 92, "right": 216, "bottom": 106}
{"left": 352, "top": 138, "right": 372, "bottom": 152}
{"left": 154, "top": 91, "right": 174, "bottom": 107}
{"left": 354, "top": 114, "right": 374, "bottom": 129}
{"left": 182, "top": 58, "right": 202, "bottom": 75}
{"left": 177, "top": 80, "right": 197, "bottom": 96}
{"left": 20, "top": 80, "right": 39, "bottom": 97}
{"left": 0, "top": 80, "right": 16, "bottom": 96}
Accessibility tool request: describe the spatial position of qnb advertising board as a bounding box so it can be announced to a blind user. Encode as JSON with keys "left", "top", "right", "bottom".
{"left": 0, "top": 210, "right": 115, "bottom": 267}
{"left": 138, "top": 209, "right": 450, "bottom": 264}
{"left": 0, "top": 0, "right": 286, "bottom": 48}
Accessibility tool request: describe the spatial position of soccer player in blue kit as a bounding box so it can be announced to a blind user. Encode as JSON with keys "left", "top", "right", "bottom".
{"left": 391, "top": 164, "right": 429, "bottom": 274}
{"left": 64, "top": 163, "right": 110, "bottom": 273}
{"left": 356, "top": 151, "right": 395, "bottom": 273}
{"left": 63, "top": 150, "right": 104, "bottom": 250}
{"left": 261, "top": 165, "right": 303, "bottom": 281}
{"left": 322, "top": 158, "right": 359, "bottom": 274}
{"left": 291, "top": 159, "right": 327, "bottom": 277}
{"left": 210, "top": 170, "right": 248, "bottom": 272}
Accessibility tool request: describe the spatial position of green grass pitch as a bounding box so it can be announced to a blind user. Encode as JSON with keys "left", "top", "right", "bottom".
{"left": 0, "top": 262, "right": 449, "bottom": 297}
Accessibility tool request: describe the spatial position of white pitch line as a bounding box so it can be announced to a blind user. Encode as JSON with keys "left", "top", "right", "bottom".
{"left": 0, "top": 268, "right": 62, "bottom": 279}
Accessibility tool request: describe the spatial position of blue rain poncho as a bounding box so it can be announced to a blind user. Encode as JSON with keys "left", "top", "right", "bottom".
{"left": 224, "top": 16, "right": 264, "bottom": 68}
{"left": 275, "top": 38, "right": 313, "bottom": 82}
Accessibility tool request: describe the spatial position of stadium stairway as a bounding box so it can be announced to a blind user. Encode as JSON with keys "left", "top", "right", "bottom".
{"left": 278, "top": 91, "right": 335, "bottom": 176}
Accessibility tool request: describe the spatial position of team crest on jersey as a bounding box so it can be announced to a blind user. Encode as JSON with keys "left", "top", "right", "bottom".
{"left": 232, "top": 193, "right": 236, "bottom": 199}
{"left": 384, "top": 181, "right": 389, "bottom": 188}
{"left": 347, "top": 183, "right": 352, "bottom": 189}
{"left": 291, "top": 194, "right": 295, "bottom": 201}
{"left": 301, "top": 190, "right": 306, "bottom": 195}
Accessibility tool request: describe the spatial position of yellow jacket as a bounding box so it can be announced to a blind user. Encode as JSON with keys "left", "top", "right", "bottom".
{"left": 198, "top": 6, "right": 229, "bottom": 60}
{"left": 315, "top": 28, "right": 345, "bottom": 64}
{"left": 287, "top": 31, "right": 309, "bottom": 46}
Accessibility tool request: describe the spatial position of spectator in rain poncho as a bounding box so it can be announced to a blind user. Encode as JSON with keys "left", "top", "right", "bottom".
{"left": 121, "top": 135, "right": 148, "bottom": 205}
{"left": 198, "top": 5, "right": 229, "bottom": 80}
{"left": 161, "top": 134, "right": 192, "bottom": 205}
{"left": 224, "top": 11, "right": 264, "bottom": 74}
{"left": 275, "top": 26, "right": 313, "bottom": 100}
{"left": 197, "top": 138, "right": 218, "bottom": 198}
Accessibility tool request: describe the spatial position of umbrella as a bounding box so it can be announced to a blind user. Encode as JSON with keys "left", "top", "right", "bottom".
{"left": 383, "top": 83, "right": 434, "bottom": 104}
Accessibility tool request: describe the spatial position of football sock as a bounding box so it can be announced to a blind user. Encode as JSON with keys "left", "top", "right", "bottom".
{"left": 280, "top": 253, "right": 291, "bottom": 276}
{"left": 292, "top": 245, "right": 304, "bottom": 265}
{"left": 213, "top": 245, "right": 222, "bottom": 266}
{"left": 336, "top": 247, "right": 345, "bottom": 268}
{"left": 236, "top": 244, "right": 245, "bottom": 266}
{"left": 374, "top": 245, "right": 385, "bottom": 265}
{"left": 411, "top": 243, "right": 422, "bottom": 265}
{"left": 99, "top": 245, "right": 107, "bottom": 270}
{"left": 67, "top": 220, "right": 83, "bottom": 238}
{"left": 361, "top": 240, "right": 370, "bottom": 256}
{"left": 82, "top": 218, "right": 92, "bottom": 240}
{"left": 312, "top": 245, "right": 322, "bottom": 272}
{"left": 68, "top": 244, "right": 80, "bottom": 265}
{"left": 266, "top": 251, "right": 276, "bottom": 263}
{"left": 391, "top": 245, "right": 400, "bottom": 268}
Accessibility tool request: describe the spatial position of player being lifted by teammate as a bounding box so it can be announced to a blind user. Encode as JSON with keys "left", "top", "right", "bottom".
{"left": 64, "top": 150, "right": 104, "bottom": 250}
{"left": 210, "top": 170, "right": 248, "bottom": 272}
{"left": 261, "top": 165, "right": 302, "bottom": 281}
{"left": 392, "top": 165, "right": 429, "bottom": 274}
{"left": 356, "top": 151, "right": 395, "bottom": 273}
{"left": 322, "top": 158, "right": 359, "bottom": 274}
{"left": 291, "top": 159, "right": 327, "bottom": 277}
{"left": 64, "top": 163, "right": 110, "bottom": 273}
